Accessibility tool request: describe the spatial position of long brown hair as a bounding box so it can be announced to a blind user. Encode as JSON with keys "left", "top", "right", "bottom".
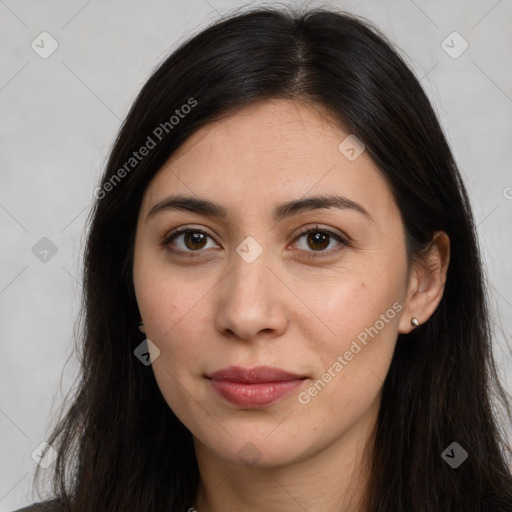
{"left": 33, "top": 5, "right": 512, "bottom": 511}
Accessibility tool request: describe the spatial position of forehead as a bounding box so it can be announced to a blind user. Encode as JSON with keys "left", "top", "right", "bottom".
{"left": 165, "top": 99, "right": 349, "bottom": 175}
{"left": 141, "top": 99, "right": 397, "bottom": 223}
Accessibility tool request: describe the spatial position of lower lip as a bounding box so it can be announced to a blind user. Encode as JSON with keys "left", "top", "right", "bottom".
{"left": 209, "top": 379, "right": 305, "bottom": 407}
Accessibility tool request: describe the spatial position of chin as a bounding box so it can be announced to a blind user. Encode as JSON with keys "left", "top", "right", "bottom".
{"left": 199, "top": 430, "right": 314, "bottom": 470}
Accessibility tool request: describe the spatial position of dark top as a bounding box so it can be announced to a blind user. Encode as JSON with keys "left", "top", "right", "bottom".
{"left": 12, "top": 499, "right": 63, "bottom": 512}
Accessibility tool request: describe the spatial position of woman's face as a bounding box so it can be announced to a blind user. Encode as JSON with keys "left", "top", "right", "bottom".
{"left": 133, "top": 99, "right": 414, "bottom": 469}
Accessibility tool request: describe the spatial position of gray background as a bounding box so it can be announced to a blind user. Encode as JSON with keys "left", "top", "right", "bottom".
{"left": 1, "top": 0, "right": 511, "bottom": 509}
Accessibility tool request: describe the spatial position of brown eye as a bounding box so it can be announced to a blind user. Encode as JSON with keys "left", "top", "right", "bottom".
{"left": 164, "top": 228, "right": 218, "bottom": 253}
{"left": 293, "top": 226, "right": 347, "bottom": 258}
{"left": 163, "top": 225, "right": 347, "bottom": 258}
{"left": 183, "top": 231, "right": 207, "bottom": 250}
{"left": 305, "top": 231, "right": 330, "bottom": 251}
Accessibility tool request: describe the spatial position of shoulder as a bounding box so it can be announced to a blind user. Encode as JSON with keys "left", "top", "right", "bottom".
{"left": 12, "top": 499, "right": 64, "bottom": 512}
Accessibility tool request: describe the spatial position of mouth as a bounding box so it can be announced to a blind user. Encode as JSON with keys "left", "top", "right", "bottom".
{"left": 206, "top": 366, "right": 308, "bottom": 408}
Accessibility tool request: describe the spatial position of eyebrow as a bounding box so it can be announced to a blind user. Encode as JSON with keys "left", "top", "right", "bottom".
{"left": 146, "top": 193, "right": 374, "bottom": 223}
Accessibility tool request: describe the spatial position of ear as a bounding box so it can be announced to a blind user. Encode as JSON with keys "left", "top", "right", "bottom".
{"left": 398, "top": 230, "right": 450, "bottom": 334}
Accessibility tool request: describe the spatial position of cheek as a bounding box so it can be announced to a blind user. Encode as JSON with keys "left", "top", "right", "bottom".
{"left": 295, "top": 268, "right": 403, "bottom": 349}
{"left": 293, "top": 261, "right": 405, "bottom": 405}
{"left": 137, "top": 282, "right": 207, "bottom": 358}
{"left": 296, "top": 294, "right": 401, "bottom": 435}
{"left": 134, "top": 247, "right": 206, "bottom": 339}
{"left": 137, "top": 278, "right": 210, "bottom": 417}
{"left": 133, "top": 263, "right": 218, "bottom": 401}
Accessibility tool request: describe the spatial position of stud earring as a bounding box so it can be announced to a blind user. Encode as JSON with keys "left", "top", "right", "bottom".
{"left": 138, "top": 320, "right": 145, "bottom": 334}
{"left": 411, "top": 317, "right": 421, "bottom": 327}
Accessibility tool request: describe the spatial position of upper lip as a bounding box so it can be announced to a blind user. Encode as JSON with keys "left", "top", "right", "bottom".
{"left": 208, "top": 366, "right": 306, "bottom": 383}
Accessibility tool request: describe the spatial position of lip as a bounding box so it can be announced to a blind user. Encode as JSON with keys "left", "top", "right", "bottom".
{"left": 207, "top": 366, "right": 307, "bottom": 408}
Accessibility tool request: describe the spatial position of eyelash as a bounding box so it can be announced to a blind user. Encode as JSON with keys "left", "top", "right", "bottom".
{"left": 162, "top": 224, "right": 348, "bottom": 260}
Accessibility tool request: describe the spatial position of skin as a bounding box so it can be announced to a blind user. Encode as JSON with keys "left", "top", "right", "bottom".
{"left": 132, "top": 99, "right": 450, "bottom": 512}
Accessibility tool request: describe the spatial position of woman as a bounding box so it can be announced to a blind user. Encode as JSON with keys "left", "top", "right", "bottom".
{"left": 17, "top": 4, "right": 512, "bottom": 511}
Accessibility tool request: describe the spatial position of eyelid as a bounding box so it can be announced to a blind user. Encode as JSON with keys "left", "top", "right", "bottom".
{"left": 164, "top": 224, "right": 216, "bottom": 240}
{"left": 292, "top": 223, "right": 348, "bottom": 244}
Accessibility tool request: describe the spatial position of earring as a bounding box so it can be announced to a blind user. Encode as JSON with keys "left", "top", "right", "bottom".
{"left": 411, "top": 317, "right": 421, "bottom": 327}
{"left": 138, "top": 320, "right": 145, "bottom": 334}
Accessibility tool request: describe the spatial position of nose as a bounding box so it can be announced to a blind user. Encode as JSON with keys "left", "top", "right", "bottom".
{"left": 214, "top": 247, "right": 288, "bottom": 341}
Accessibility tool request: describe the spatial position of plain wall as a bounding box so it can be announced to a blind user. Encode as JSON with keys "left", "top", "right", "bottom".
{"left": 1, "top": 0, "right": 511, "bottom": 509}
